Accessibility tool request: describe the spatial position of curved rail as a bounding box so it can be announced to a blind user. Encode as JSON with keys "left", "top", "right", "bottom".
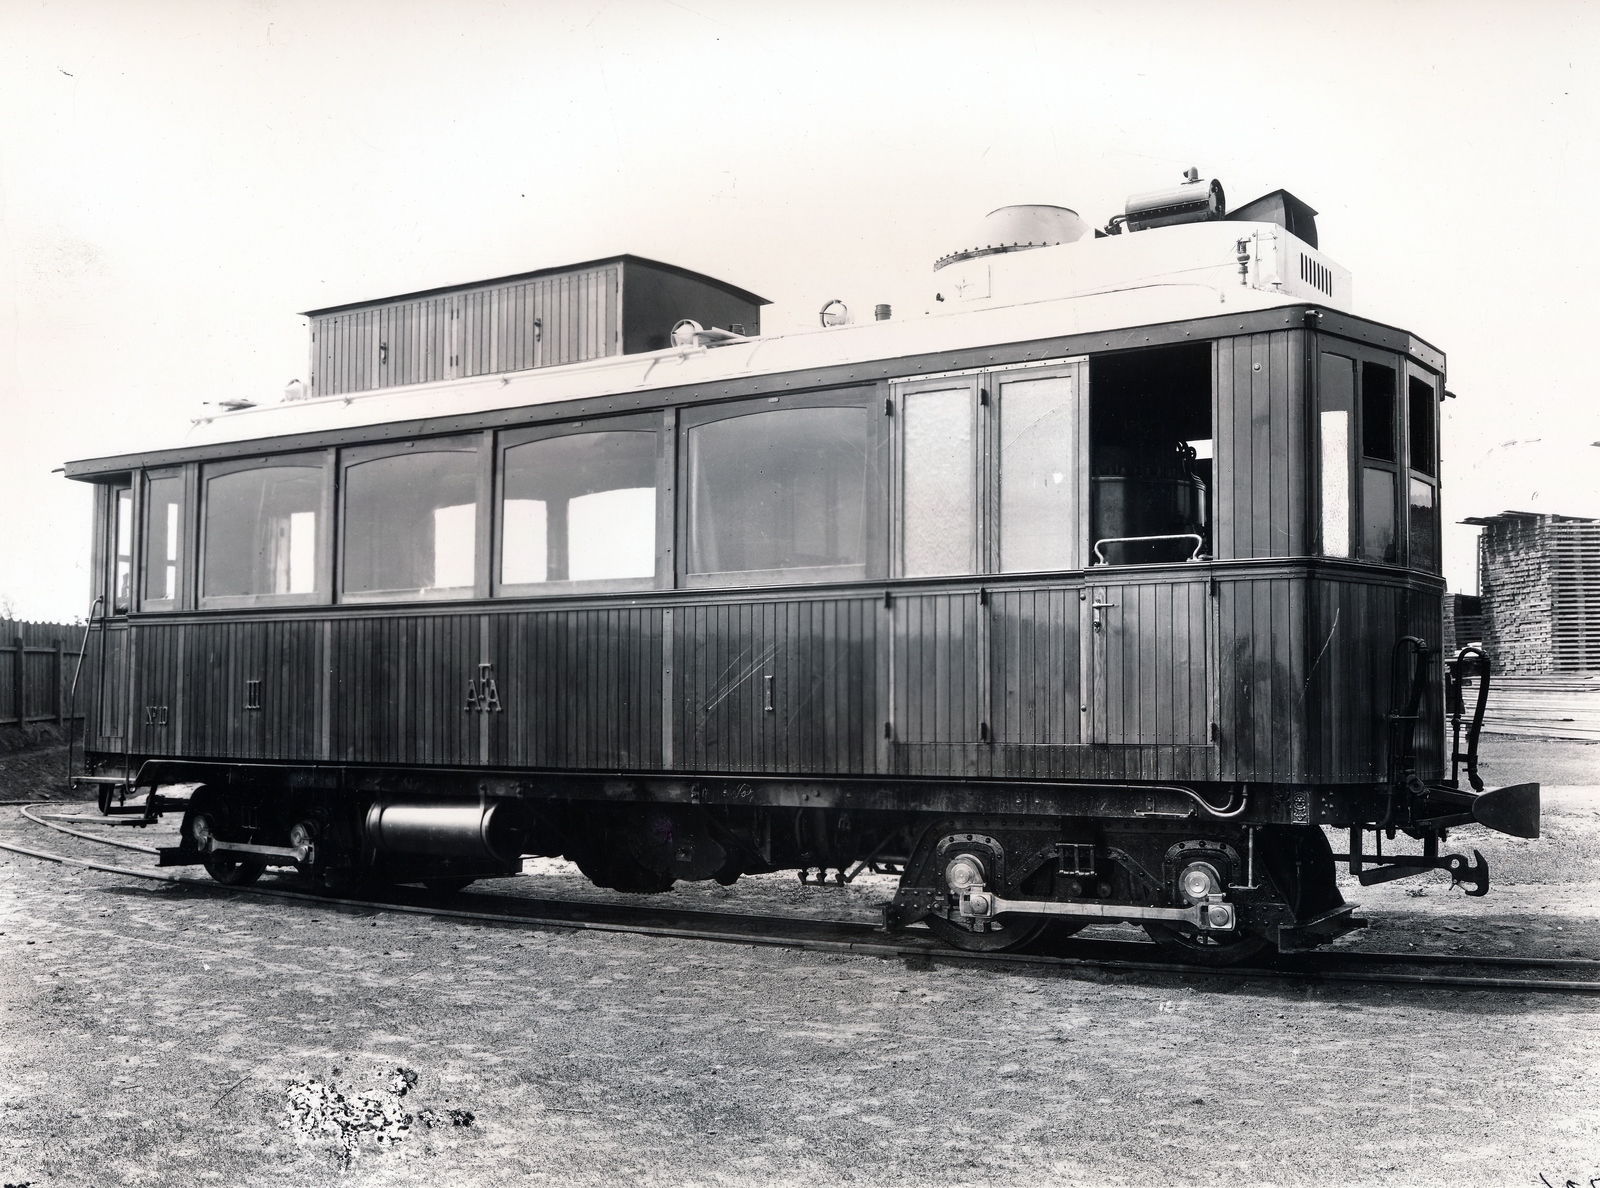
{"left": 6, "top": 811, "right": 1598, "bottom": 995}
{"left": 21, "top": 804, "right": 161, "bottom": 854}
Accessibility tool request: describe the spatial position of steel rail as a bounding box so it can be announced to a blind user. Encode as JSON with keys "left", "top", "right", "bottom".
{"left": 23, "top": 806, "right": 1600, "bottom": 973}
{"left": 5, "top": 815, "right": 1599, "bottom": 996}
{"left": 20, "top": 804, "right": 160, "bottom": 854}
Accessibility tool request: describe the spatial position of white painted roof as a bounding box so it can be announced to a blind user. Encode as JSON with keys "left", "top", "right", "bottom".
{"left": 168, "top": 220, "right": 1352, "bottom": 452}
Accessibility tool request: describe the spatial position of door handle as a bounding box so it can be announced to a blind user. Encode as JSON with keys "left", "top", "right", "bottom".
{"left": 1092, "top": 601, "right": 1117, "bottom": 631}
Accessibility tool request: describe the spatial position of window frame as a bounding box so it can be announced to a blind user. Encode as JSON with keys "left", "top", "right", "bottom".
{"left": 677, "top": 387, "right": 885, "bottom": 590}
{"left": 892, "top": 372, "right": 983, "bottom": 579}
{"left": 1357, "top": 355, "right": 1403, "bottom": 565}
{"left": 1316, "top": 351, "right": 1357, "bottom": 559}
{"left": 337, "top": 433, "right": 491, "bottom": 605}
{"left": 991, "top": 360, "right": 1089, "bottom": 575}
{"left": 493, "top": 414, "right": 666, "bottom": 598}
{"left": 137, "top": 466, "right": 187, "bottom": 612}
{"left": 1318, "top": 343, "right": 1414, "bottom": 567}
{"left": 1405, "top": 362, "right": 1443, "bottom": 574}
{"left": 99, "top": 478, "right": 135, "bottom": 617}
{"left": 197, "top": 450, "right": 335, "bottom": 610}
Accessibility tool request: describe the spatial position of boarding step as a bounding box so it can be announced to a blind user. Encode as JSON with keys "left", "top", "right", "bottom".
{"left": 70, "top": 775, "right": 149, "bottom": 816}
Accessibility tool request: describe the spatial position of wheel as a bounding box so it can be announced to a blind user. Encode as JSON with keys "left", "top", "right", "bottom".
{"left": 182, "top": 803, "right": 267, "bottom": 887}
{"left": 1142, "top": 921, "right": 1268, "bottom": 967}
{"left": 423, "top": 877, "right": 475, "bottom": 894}
{"left": 924, "top": 912, "right": 1050, "bottom": 953}
{"left": 201, "top": 855, "right": 266, "bottom": 886}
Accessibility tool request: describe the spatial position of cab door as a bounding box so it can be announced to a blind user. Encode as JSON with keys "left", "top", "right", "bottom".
{"left": 90, "top": 482, "right": 134, "bottom": 754}
{"left": 1087, "top": 575, "right": 1214, "bottom": 750}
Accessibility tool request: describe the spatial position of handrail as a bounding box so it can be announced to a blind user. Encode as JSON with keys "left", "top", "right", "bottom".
{"left": 1092, "top": 533, "right": 1204, "bottom": 564}
{"left": 64, "top": 597, "right": 103, "bottom": 794}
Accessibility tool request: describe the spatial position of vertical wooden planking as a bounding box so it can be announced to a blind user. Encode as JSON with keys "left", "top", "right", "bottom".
{"left": 1231, "top": 336, "right": 1255, "bottom": 561}
{"left": 1249, "top": 334, "right": 1273, "bottom": 559}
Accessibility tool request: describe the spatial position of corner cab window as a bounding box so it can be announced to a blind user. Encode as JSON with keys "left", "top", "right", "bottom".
{"left": 1089, "top": 343, "right": 1211, "bottom": 565}
{"left": 1318, "top": 354, "right": 1355, "bottom": 558}
{"left": 343, "top": 441, "right": 480, "bottom": 599}
{"left": 1408, "top": 373, "right": 1440, "bottom": 571}
{"left": 687, "top": 403, "right": 869, "bottom": 582}
{"left": 501, "top": 430, "right": 657, "bottom": 587}
{"left": 111, "top": 486, "right": 132, "bottom": 613}
{"left": 142, "top": 475, "right": 183, "bottom": 607}
{"left": 1360, "top": 360, "right": 1398, "bottom": 563}
{"left": 202, "top": 462, "right": 323, "bottom": 598}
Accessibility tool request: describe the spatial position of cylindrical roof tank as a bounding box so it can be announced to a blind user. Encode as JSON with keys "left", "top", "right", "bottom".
{"left": 1125, "top": 177, "right": 1226, "bottom": 231}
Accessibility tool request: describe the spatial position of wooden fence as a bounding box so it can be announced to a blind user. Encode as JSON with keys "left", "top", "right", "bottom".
{"left": 0, "top": 618, "right": 87, "bottom": 728}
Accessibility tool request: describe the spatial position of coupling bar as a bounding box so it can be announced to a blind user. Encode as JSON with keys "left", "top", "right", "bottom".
{"left": 959, "top": 890, "right": 1235, "bottom": 931}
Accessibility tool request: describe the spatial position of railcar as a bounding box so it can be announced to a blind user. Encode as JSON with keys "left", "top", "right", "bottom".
{"left": 66, "top": 174, "right": 1539, "bottom": 964}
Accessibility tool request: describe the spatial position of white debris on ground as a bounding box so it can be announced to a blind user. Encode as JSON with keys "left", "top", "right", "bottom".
{"left": 280, "top": 1067, "right": 424, "bottom": 1163}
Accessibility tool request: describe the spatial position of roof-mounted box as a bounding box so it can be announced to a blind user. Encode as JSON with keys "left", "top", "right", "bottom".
{"left": 302, "top": 255, "right": 768, "bottom": 399}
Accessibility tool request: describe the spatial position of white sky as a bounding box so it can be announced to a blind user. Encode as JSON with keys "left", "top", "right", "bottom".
{"left": 3, "top": 0, "right": 1597, "bottom": 621}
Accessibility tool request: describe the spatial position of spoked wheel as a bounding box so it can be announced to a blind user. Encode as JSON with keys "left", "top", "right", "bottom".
{"left": 1141, "top": 922, "right": 1268, "bottom": 967}
{"left": 923, "top": 912, "right": 1050, "bottom": 953}
{"left": 185, "top": 806, "right": 268, "bottom": 887}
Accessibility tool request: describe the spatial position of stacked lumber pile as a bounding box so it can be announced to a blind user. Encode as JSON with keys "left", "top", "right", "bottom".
{"left": 1460, "top": 673, "right": 1600, "bottom": 741}
{"left": 1470, "top": 511, "right": 1600, "bottom": 674}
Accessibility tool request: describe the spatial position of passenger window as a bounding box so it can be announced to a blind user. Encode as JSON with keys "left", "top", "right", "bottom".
{"left": 112, "top": 486, "right": 133, "bottom": 613}
{"left": 901, "top": 386, "right": 974, "bottom": 576}
{"left": 202, "top": 462, "right": 324, "bottom": 599}
{"left": 686, "top": 404, "right": 869, "bottom": 581}
{"left": 500, "top": 430, "right": 657, "bottom": 587}
{"left": 1318, "top": 354, "right": 1355, "bottom": 558}
{"left": 343, "top": 442, "right": 480, "bottom": 598}
{"left": 998, "top": 372, "right": 1079, "bottom": 573}
{"left": 142, "top": 475, "right": 183, "bottom": 607}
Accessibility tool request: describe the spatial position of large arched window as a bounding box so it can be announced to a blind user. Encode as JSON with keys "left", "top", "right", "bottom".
{"left": 200, "top": 454, "right": 329, "bottom": 606}
{"left": 341, "top": 437, "right": 484, "bottom": 600}
{"left": 683, "top": 399, "right": 872, "bottom": 585}
{"left": 498, "top": 426, "right": 659, "bottom": 592}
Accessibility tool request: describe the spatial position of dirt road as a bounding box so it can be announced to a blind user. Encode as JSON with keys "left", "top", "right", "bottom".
{"left": 1, "top": 740, "right": 1597, "bottom": 1186}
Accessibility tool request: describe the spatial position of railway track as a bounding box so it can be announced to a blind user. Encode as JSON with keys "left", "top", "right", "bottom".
{"left": 6, "top": 805, "right": 1599, "bottom": 995}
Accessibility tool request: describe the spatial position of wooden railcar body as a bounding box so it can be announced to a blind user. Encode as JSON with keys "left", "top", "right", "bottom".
{"left": 65, "top": 210, "right": 1532, "bottom": 957}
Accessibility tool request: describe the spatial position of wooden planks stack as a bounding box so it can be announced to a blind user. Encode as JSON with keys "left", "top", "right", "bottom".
{"left": 1549, "top": 519, "right": 1600, "bottom": 672}
{"left": 1461, "top": 673, "right": 1600, "bottom": 741}
{"left": 1473, "top": 512, "right": 1600, "bottom": 674}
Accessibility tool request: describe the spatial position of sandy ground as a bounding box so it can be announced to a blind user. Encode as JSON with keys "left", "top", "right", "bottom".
{"left": 0, "top": 738, "right": 1597, "bottom": 1187}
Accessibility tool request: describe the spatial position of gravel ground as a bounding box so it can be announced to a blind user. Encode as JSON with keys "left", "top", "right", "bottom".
{"left": 0, "top": 739, "right": 1597, "bottom": 1187}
